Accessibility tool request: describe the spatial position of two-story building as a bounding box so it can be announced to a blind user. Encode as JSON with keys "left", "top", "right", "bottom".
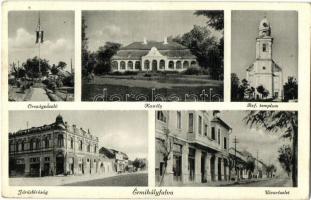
{"left": 9, "top": 114, "right": 110, "bottom": 177}
{"left": 155, "top": 110, "right": 232, "bottom": 186}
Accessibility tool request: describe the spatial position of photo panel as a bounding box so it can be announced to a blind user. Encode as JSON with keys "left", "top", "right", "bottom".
{"left": 231, "top": 11, "right": 298, "bottom": 102}
{"left": 8, "top": 11, "right": 75, "bottom": 102}
{"left": 81, "top": 10, "right": 224, "bottom": 102}
{"left": 155, "top": 110, "right": 297, "bottom": 187}
{"left": 8, "top": 110, "right": 148, "bottom": 186}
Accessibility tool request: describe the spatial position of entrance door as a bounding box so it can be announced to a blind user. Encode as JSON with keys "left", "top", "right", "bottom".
{"left": 210, "top": 156, "right": 215, "bottom": 181}
{"left": 43, "top": 163, "right": 50, "bottom": 176}
{"left": 201, "top": 154, "right": 206, "bottom": 183}
{"left": 56, "top": 156, "right": 64, "bottom": 175}
{"left": 152, "top": 60, "right": 157, "bottom": 71}
{"left": 173, "top": 155, "right": 182, "bottom": 182}
{"left": 188, "top": 158, "right": 195, "bottom": 182}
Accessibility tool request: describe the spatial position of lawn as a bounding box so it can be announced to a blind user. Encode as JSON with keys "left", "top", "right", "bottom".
{"left": 82, "top": 75, "right": 223, "bottom": 102}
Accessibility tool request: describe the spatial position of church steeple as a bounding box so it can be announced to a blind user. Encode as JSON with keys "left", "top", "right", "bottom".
{"left": 256, "top": 17, "right": 273, "bottom": 60}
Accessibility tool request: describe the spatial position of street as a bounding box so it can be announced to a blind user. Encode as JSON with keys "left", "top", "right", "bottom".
{"left": 30, "top": 87, "right": 50, "bottom": 101}
{"left": 63, "top": 173, "right": 148, "bottom": 186}
{"left": 230, "top": 177, "right": 292, "bottom": 187}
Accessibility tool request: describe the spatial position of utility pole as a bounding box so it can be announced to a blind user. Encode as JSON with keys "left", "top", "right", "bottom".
{"left": 233, "top": 136, "right": 239, "bottom": 182}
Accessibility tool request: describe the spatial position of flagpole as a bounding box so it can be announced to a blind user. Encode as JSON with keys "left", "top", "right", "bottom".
{"left": 38, "top": 11, "right": 41, "bottom": 79}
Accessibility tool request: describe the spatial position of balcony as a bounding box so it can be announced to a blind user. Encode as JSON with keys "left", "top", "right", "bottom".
{"left": 187, "top": 132, "right": 222, "bottom": 152}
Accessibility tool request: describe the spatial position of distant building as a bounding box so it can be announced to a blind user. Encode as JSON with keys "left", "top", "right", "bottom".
{"left": 155, "top": 110, "right": 232, "bottom": 186}
{"left": 111, "top": 38, "right": 198, "bottom": 72}
{"left": 9, "top": 115, "right": 111, "bottom": 177}
{"left": 246, "top": 17, "right": 283, "bottom": 100}
{"left": 99, "top": 147, "right": 129, "bottom": 174}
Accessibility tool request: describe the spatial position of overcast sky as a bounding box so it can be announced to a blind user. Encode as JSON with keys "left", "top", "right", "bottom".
{"left": 231, "top": 11, "right": 298, "bottom": 84}
{"left": 83, "top": 10, "right": 222, "bottom": 52}
{"left": 220, "top": 111, "right": 291, "bottom": 175}
{"left": 8, "top": 11, "right": 75, "bottom": 71}
{"left": 9, "top": 111, "right": 148, "bottom": 160}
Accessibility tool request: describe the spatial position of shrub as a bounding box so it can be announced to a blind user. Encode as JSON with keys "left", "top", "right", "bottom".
{"left": 110, "top": 71, "right": 123, "bottom": 76}
{"left": 144, "top": 73, "right": 152, "bottom": 77}
{"left": 48, "top": 81, "right": 57, "bottom": 91}
{"left": 42, "top": 79, "right": 50, "bottom": 86}
{"left": 56, "top": 79, "right": 63, "bottom": 88}
{"left": 182, "top": 67, "right": 202, "bottom": 75}
{"left": 123, "top": 71, "right": 138, "bottom": 75}
{"left": 8, "top": 79, "right": 16, "bottom": 85}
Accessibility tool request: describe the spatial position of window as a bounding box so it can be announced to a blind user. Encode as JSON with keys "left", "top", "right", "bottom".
{"left": 70, "top": 137, "right": 74, "bottom": 149}
{"left": 211, "top": 127, "right": 215, "bottom": 140}
{"left": 224, "top": 137, "right": 227, "bottom": 149}
{"left": 120, "top": 61, "right": 126, "bottom": 69}
{"left": 262, "top": 44, "right": 267, "bottom": 52}
{"left": 128, "top": 61, "right": 133, "bottom": 69}
{"left": 45, "top": 137, "right": 49, "bottom": 148}
{"left": 94, "top": 145, "right": 97, "bottom": 153}
{"left": 45, "top": 157, "right": 50, "bottom": 162}
{"left": 262, "top": 66, "right": 266, "bottom": 70}
{"left": 36, "top": 139, "right": 40, "bottom": 149}
{"left": 112, "top": 61, "right": 118, "bottom": 70}
{"left": 177, "top": 111, "right": 181, "bottom": 129}
{"left": 79, "top": 140, "right": 83, "bottom": 151}
{"left": 87, "top": 144, "right": 90, "bottom": 152}
{"left": 176, "top": 61, "right": 182, "bottom": 69}
{"left": 204, "top": 124, "right": 208, "bottom": 136}
{"left": 218, "top": 129, "right": 221, "bottom": 145}
{"left": 198, "top": 116, "right": 202, "bottom": 135}
{"left": 157, "top": 111, "right": 166, "bottom": 123}
{"left": 144, "top": 60, "right": 150, "bottom": 69}
{"left": 183, "top": 61, "right": 189, "bottom": 68}
{"left": 188, "top": 113, "right": 194, "bottom": 132}
{"left": 168, "top": 61, "right": 174, "bottom": 69}
{"left": 57, "top": 134, "right": 64, "bottom": 147}
{"left": 135, "top": 61, "right": 141, "bottom": 69}
{"left": 159, "top": 60, "right": 165, "bottom": 69}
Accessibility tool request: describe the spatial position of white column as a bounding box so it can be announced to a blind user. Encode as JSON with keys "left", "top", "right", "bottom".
{"left": 182, "top": 143, "right": 189, "bottom": 183}
{"left": 214, "top": 156, "right": 219, "bottom": 181}
{"left": 205, "top": 153, "right": 212, "bottom": 182}
{"left": 195, "top": 149, "right": 201, "bottom": 183}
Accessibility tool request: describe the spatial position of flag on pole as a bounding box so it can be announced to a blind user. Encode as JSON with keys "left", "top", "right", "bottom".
{"left": 35, "top": 14, "right": 44, "bottom": 43}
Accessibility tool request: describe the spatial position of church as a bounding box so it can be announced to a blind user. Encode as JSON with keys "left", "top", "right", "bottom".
{"left": 246, "top": 17, "right": 283, "bottom": 100}
{"left": 111, "top": 38, "right": 198, "bottom": 72}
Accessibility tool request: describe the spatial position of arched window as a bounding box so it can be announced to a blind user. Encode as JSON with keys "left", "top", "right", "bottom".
{"left": 30, "top": 138, "right": 35, "bottom": 150}
{"left": 79, "top": 140, "right": 83, "bottom": 151}
{"left": 191, "top": 61, "right": 196, "bottom": 67}
{"left": 36, "top": 138, "right": 40, "bottom": 149}
{"left": 152, "top": 60, "right": 157, "bottom": 71}
{"left": 21, "top": 141, "right": 25, "bottom": 151}
{"left": 159, "top": 60, "right": 165, "bottom": 69}
{"left": 128, "top": 61, "right": 133, "bottom": 70}
{"left": 45, "top": 137, "right": 49, "bottom": 148}
{"left": 87, "top": 144, "right": 90, "bottom": 152}
{"left": 183, "top": 61, "right": 189, "bottom": 68}
{"left": 70, "top": 137, "right": 74, "bottom": 149}
{"left": 262, "top": 44, "right": 267, "bottom": 52}
{"left": 168, "top": 61, "right": 174, "bottom": 69}
{"left": 120, "top": 61, "right": 126, "bottom": 70}
{"left": 144, "top": 60, "right": 150, "bottom": 70}
{"left": 176, "top": 61, "right": 182, "bottom": 69}
{"left": 57, "top": 134, "right": 64, "bottom": 147}
{"left": 135, "top": 61, "right": 141, "bottom": 70}
{"left": 112, "top": 61, "right": 118, "bottom": 70}
{"left": 94, "top": 145, "right": 97, "bottom": 153}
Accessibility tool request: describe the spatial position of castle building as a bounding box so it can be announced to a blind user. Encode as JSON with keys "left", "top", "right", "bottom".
{"left": 111, "top": 38, "right": 198, "bottom": 72}
{"left": 9, "top": 115, "right": 114, "bottom": 177}
{"left": 155, "top": 110, "right": 232, "bottom": 186}
{"left": 246, "top": 17, "right": 283, "bottom": 100}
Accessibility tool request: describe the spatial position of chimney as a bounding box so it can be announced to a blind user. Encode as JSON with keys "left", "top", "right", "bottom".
{"left": 143, "top": 37, "right": 147, "bottom": 44}
{"left": 164, "top": 37, "right": 168, "bottom": 45}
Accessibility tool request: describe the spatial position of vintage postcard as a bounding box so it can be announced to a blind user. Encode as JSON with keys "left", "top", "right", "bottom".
{"left": 1, "top": 1, "right": 310, "bottom": 200}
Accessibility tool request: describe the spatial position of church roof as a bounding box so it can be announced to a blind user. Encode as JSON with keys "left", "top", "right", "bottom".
{"left": 112, "top": 41, "right": 196, "bottom": 60}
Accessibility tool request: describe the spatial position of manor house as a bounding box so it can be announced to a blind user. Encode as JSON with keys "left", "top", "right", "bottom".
{"left": 111, "top": 38, "right": 198, "bottom": 72}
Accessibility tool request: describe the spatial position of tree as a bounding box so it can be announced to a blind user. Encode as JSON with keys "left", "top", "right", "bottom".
{"left": 23, "top": 57, "right": 50, "bottom": 78}
{"left": 57, "top": 61, "right": 67, "bottom": 69}
{"left": 94, "top": 42, "right": 121, "bottom": 74}
{"left": 284, "top": 77, "right": 298, "bottom": 101}
{"left": 256, "top": 85, "right": 265, "bottom": 99}
{"left": 172, "top": 25, "right": 222, "bottom": 79}
{"left": 245, "top": 159, "right": 255, "bottom": 178}
{"left": 133, "top": 158, "right": 147, "bottom": 170}
{"left": 244, "top": 111, "right": 298, "bottom": 187}
{"left": 82, "top": 16, "right": 90, "bottom": 77}
{"left": 157, "top": 127, "right": 174, "bottom": 186}
{"left": 238, "top": 79, "right": 249, "bottom": 100}
{"left": 51, "top": 64, "right": 59, "bottom": 75}
{"left": 278, "top": 145, "right": 292, "bottom": 177}
{"left": 194, "top": 10, "right": 224, "bottom": 31}
{"left": 231, "top": 73, "right": 240, "bottom": 101}
{"left": 266, "top": 164, "right": 276, "bottom": 178}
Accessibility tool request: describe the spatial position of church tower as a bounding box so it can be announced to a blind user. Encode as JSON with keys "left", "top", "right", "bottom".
{"left": 246, "top": 17, "right": 283, "bottom": 101}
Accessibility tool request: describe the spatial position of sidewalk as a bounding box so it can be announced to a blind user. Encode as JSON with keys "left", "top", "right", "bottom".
{"left": 181, "top": 178, "right": 272, "bottom": 187}
{"left": 9, "top": 171, "right": 146, "bottom": 186}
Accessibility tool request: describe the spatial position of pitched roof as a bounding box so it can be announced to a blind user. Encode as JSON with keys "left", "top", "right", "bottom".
{"left": 112, "top": 41, "right": 196, "bottom": 60}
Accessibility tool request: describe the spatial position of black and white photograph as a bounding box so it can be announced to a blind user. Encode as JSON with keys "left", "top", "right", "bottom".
{"left": 231, "top": 11, "right": 298, "bottom": 102}
{"left": 8, "top": 111, "right": 148, "bottom": 186}
{"left": 155, "top": 110, "right": 297, "bottom": 187}
{"left": 82, "top": 10, "right": 224, "bottom": 102}
{"left": 8, "top": 11, "right": 75, "bottom": 101}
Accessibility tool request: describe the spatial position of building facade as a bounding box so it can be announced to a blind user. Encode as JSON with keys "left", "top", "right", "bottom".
{"left": 111, "top": 38, "right": 198, "bottom": 72}
{"left": 246, "top": 17, "right": 283, "bottom": 100}
{"left": 155, "top": 110, "right": 232, "bottom": 186}
{"left": 9, "top": 115, "right": 113, "bottom": 177}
